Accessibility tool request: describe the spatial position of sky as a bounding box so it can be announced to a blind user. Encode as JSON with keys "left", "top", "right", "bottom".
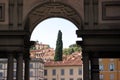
{"left": 30, "top": 18, "right": 81, "bottom": 49}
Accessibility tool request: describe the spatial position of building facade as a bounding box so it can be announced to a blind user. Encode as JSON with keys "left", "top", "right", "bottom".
{"left": 99, "top": 58, "right": 120, "bottom": 80}
{"left": 0, "top": 59, "right": 7, "bottom": 80}
{"left": 44, "top": 52, "right": 83, "bottom": 80}
{"left": 29, "top": 58, "right": 44, "bottom": 80}
{"left": 0, "top": 58, "right": 44, "bottom": 80}
{"left": 44, "top": 64, "right": 82, "bottom": 80}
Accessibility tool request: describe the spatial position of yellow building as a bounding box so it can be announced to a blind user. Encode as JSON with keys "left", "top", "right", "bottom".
{"left": 99, "top": 58, "right": 120, "bottom": 80}
{"left": 44, "top": 53, "right": 83, "bottom": 80}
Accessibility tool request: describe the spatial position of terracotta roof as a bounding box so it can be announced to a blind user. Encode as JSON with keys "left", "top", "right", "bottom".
{"left": 44, "top": 60, "right": 82, "bottom": 67}
{"left": 44, "top": 53, "right": 82, "bottom": 67}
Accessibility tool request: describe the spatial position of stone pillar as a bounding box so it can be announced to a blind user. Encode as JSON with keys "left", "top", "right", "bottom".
{"left": 91, "top": 58, "right": 99, "bottom": 80}
{"left": 7, "top": 53, "right": 14, "bottom": 80}
{"left": 82, "top": 52, "right": 90, "bottom": 80}
{"left": 24, "top": 58, "right": 30, "bottom": 80}
{"left": 16, "top": 54, "right": 23, "bottom": 80}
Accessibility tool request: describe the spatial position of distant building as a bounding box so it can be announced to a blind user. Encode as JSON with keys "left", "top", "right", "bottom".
{"left": 44, "top": 52, "right": 83, "bottom": 80}
{"left": 99, "top": 58, "right": 120, "bottom": 80}
{"left": 29, "top": 58, "right": 44, "bottom": 80}
{"left": 30, "top": 41, "right": 55, "bottom": 61}
{"left": 0, "top": 58, "right": 44, "bottom": 80}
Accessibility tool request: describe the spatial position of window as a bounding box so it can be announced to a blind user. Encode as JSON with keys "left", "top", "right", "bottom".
{"left": 29, "top": 63, "right": 33, "bottom": 68}
{"left": 14, "top": 63, "right": 17, "bottom": 69}
{"left": 61, "top": 78, "right": 65, "bottom": 80}
{"left": 44, "top": 69, "right": 47, "bottom": 76}
{"left": 41, "top": 71, "right": 44, "bottom": 78}
{"left": 69, "top": 69, "right": 73, "bottom": 75}
{"left": 0, "top": 72, "right": 3, "bottom": 78}
{"left": 0, "top": 64, "right": 2, "bottom": 69}
{"left": 89, "top": 62, "right": 91, "bottom": 70}
{"left": 0, "top": 3, "right": 5, "bottom": 21}
{"left": 44, "top": 78, "right": 47, "bottom": 80}
{"left": 78, "top": 68, "right": 82, "bottom": 75}
{"left": 40, "top": 63, "right": 41, "bottom": 67}
{"left": 109, "top": 63, "right": 114, "bottom": 71}
{"left": 99, "top": 64, "right": 104, "bottom": 71}
{"left": 52, "top": 78, "right": 56, "bottom": 80}
{"left": 100, "top": 74, "right": 104, "bottom": 80}
{"left": 13, "top": 71, "right": 16, "bottom": 77}
{"left": 61, "top": 69, "right": 64, "bottom": 75}
{"left": 110, "top": 74, "right": 114, "bottom": 80}
{"left": 70, "top": 78, "right": 73, "bottom": 80}
{"left": 30, "top": 71, "right": 33, "bottom": 77}
{"left": 52, "top": 69, "right": 56, "bottom": 75}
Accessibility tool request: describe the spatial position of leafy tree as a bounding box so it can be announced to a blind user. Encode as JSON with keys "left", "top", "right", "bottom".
{"left": 69, "top": 44, "right": 82, "bottom": 52}
{"left": 54, "top": 30, "right": 63, "bottom": 61}
{"left": 63, "top": 48, "right": 69, "bottom": 55}
{"left": 63, "top": 44, "right": 82, "bottom": 55}
{"left": 68, "top": 47, "right": 74, "bottom": 54}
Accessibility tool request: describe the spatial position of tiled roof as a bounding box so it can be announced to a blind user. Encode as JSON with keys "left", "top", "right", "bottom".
{"left": 44, "top": 60, "right": 82, "bottom": 67}
{"left": 44, "top": 52, "right": 82, "bottom": 67}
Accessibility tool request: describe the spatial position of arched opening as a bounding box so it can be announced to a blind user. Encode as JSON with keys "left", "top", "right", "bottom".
{"left": 29, "top": 17, "right": 82, "bottom": 80}
{"left": 23, "top": 2, "right": 83, "bottom": 80}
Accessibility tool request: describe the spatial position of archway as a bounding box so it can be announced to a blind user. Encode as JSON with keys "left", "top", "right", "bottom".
{"left": 23, "top": 2, "right": 83, "bottom": 80}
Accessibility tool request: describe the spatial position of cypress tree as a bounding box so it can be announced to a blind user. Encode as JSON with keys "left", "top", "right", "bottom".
{"left": 54, "top": 30, "right": 63, "bottom": 61}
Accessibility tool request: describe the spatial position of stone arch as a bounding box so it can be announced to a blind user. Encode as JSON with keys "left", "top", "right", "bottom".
{"left": 23, "top": 2, "right": 83, "bottom": 35}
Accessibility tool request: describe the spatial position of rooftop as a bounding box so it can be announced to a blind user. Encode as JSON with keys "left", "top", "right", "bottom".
{"left": 45, "top": 52, "right": 82, "bottom": 67}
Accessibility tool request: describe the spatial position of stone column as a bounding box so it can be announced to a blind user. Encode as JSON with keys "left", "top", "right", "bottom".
{"left": 16, "top": 54, "right": 23, "bottom": 80}
{"left": 91, "top": 58, "right": 99, "bottom": 80}
{"left": 7, "top": 53, "right": 14, "bottom": 80}
{"left": 82, "top": 52, "right": 90, "bottom": 80}
{"left": 24, "top": 58, "right": 30, "bottom": 80}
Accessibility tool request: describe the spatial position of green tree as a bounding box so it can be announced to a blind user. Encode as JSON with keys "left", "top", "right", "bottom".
{"left": 68, "top": 47, "right": 74, "bottom": 54}
{"left": 54, "top": 30, "right": 63, "bottom": 61}
{"left": 69, "top": 44, "right": 82, "bottom": 52}
{"left": 63, "top": 44, "right": 82, "bottom": 55}
{"left": 63, "top": 48, "right": 69, "bottom": 55}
